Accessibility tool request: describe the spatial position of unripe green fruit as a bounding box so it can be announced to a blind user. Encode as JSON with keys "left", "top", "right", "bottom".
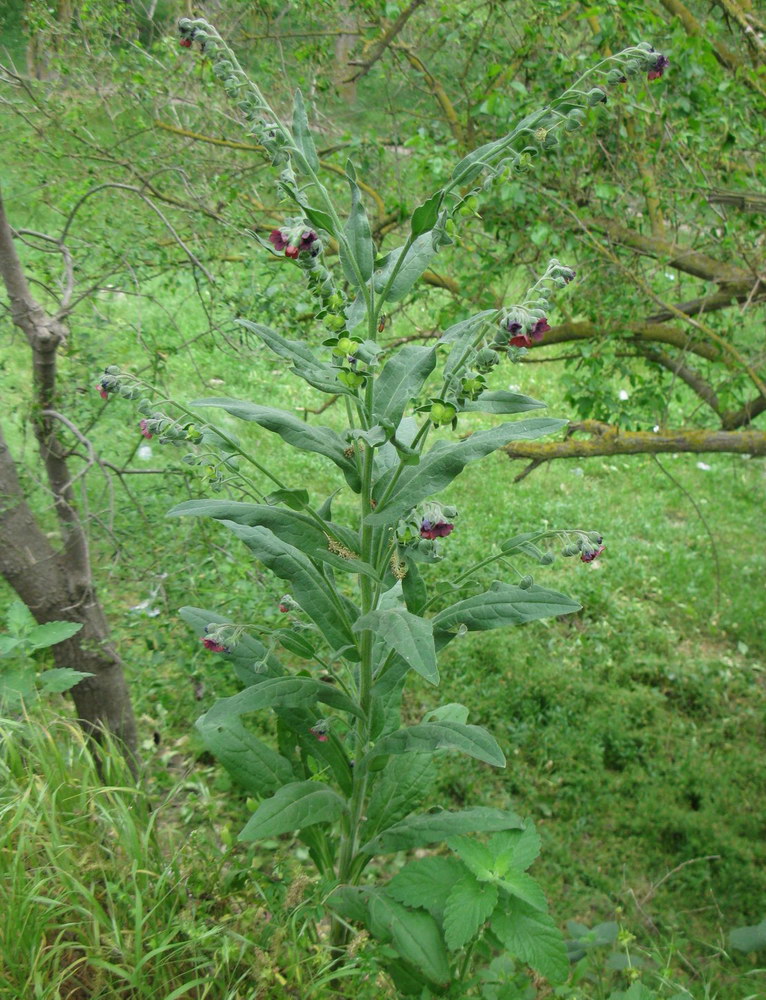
{"left": 335, "top": 336, "right": 357, "bottom": 354}
{"left": 326, "top": 315, "right": 347, "bottom": 333}
{"left": 430, "top": 402, "right": 457, "bottom": 426}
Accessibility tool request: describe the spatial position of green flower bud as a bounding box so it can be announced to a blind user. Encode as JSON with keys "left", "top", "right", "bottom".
{"left": 519, "top": 575, "right": 534, "bottom": 589}
{"left": 335, "top": 336, "right": 358, "bottom": 355}
{"left": 586, "top": 87, "right": 607, "bottom": 106}
{"left": 562, "top": 543, "right": 581, "bottom": 557}
{"left": 430, "top": 402, "right": 457, "bottom": 426}
{"left": 539, "top": 552, "right": 555, "bottom": 566}
{"left": 326, "top": 315, "right": 346, "bottom": 333}
{"left": 338, "top": 370, "right": 365, "bottom": 389}
{"left": 327, "top": 293, "right": 344, "bottom": 310}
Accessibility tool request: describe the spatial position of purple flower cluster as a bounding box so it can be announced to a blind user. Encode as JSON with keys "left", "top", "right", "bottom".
{"left": 507, "top": 316, "right": 551, "bottom": 349}
{"left": 269, "top": 228, "right": 319, "bottom": 260}
{"left": 647, "top": 53, "right": 669, "bottom": 81}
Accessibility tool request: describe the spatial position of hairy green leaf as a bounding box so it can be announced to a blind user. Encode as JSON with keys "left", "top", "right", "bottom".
{"left": 410, "top": 190, "right": 444, "bottom": 238}
{"left": 361, "top": 806, "right": 522, "bottom": 854}
{"left": 366, "top": 721, "right": 505, "bottom": 767}
{"left": 236, "top": 320, "right": 353, "bottom": 397}
{"left": 369, "top": 893, "right": 450, "bottom": 986}
{"left": 433, "top": 581, "right": 580, "bottom": 636}
{"left": 373, "top": 345, "right": 437, "bottom": 430}
{"left": 341, "top": 168, "right": 374, "bottom": 285}
{"left": 204, "top": 675, "right": 363, "bottom": 723}
{"left": 291, "top": 88, "right": 320, "bottom": 172}
{"left": 491, "top": 899, "right": 569, "bottom": 983}
{"left": 196, "top": 713, "right": 294, "bottom": 796}
{"left": 239, "top": 780, "right": 345, "bottom": 841}
{"left": 386, "top": 856, "right": 465, "bottom": 914}
{"left": 444, "top": 876, "right": 498, "bottom": 951}
{"left": 354, "top": 607, "right": 438, "bottom": 685}
{"left": 461, "top": 390, "right": 546, "bottom": 414}
{"left": 373, "top": 233, "right": 437, "bottom": 303}
{"left": 191, "top": 398, "right": 360, "bottom": 491}
{"left": 368, "top": 420, "right": 566, "bottom": 525}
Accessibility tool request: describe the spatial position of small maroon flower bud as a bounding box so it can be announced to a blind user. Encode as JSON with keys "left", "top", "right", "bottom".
{"left": 647, "top": 54, "right": 669, "bottom": 81}
{"left": 139, "top": 419, "right": 153, "bottom": 440}
{"left": 285, "top": 245, "right": 300, "bottom": 259}
{"left": 420, "top": 519, "right": 454, "bottom": 540}
{"left": 98, "top": 385, "right": 109, "bottom": 399}
{"left": 179, "top": 37, "right": 192, "bottom": 48}
{"left": 201, "top": 636, "right": 229, "bottom": 653}
{"left": 278, "top": 602, "right": 289, "bottom": 613}
{"left": 310, "top": 722, "right": 329, "bottom": 742}
{"left": 581, "top": 544, "right": 605, "bottom": 564}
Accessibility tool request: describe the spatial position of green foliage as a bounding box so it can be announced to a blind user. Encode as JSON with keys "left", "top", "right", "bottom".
{"left": 0, "top": 601, "right": 89, "bottom": 706}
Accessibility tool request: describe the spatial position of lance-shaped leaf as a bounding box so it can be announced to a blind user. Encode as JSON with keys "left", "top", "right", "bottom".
{"left": 169, "top": 502, "right": 378, "bottom": 582}
{"left": 291, "top": 88, "right": 320, "bottom": 173}
{"left": 373, "top": 232, "right": 437, "bottom": 304}
{"left": 433, "top": 581, "right": 581, "bottom": 638}
{"left": 361, "top": 806, "right": 522, "bottom": 854}
{"left": 341, "top": 165, "right": 374, "bottom": 285}
{"left": 440, "top": 310, "right": 496, "bottom": 382}
{"left": 239, "top": 780, "right": 346, "bottom": 841}
{"left": 410, "top": 190, "right": 444, "bottom": 239}
{"left": 191, "top": 399, "right": 360, "bottom": 492}
{"left": 367, "top": 419, "right": 566, "bottom": 525}
{"left": 461, "top": 390, "right": 546, "bottom": 415}
{"left": 196, "top": 713, "right": 294, "bottom": 797}
{"left": 491, "top": 899, "right": 569, "bottom": 984}
{"left": 353, "top": 607, "right": 438, "bottom": 685}
{"left": 204, "top": 675, "right": 363, "bottom": 723}
{"left": 372, "top": 344, "right": 437, "bottom": 430}
{"left": 362, "top": 751, "right": 436, "bottom": 842}
{"left": 207, "top": 524, "right": 358, "bottom": 657}
{"left": 236, "top": 320, "right": 353, "bottom": 397}
{"left": 369, "top": 893, "right": 450, "bottom": 986}
{"left": 366, "top": 721, "right": 505, "bottom": 768}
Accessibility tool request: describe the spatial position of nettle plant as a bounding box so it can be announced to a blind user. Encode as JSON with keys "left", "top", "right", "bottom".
{"left": 101, "top": 22, "right": 667, "bottom": 996}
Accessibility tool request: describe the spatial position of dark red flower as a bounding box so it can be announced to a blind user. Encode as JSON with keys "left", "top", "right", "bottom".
{"left": 269, "top": 229, "right": 288, "bottom": 252}
{"left": 139, "top": 419, "right": 153, "bottom": 440}
{"left": 278, "top": 602, "right": 290, "bottom": 613}
{"left": 98, "top": 384, "right": 109, "bottom": 399}
{"left": 179, "top": 37, "right": 192, "bottom": 48}
{"left": 285, "top": 245, "right": 300, "bottom": 259}
{"left": 581, "top": 545, "right": 605, "bottom": 564}
{"left": 298, "top": 229, "right": 318, "bottom": 252}
{"left": 201, "top": 636, "right": 229, "bottom": 652}
{"left": 509, "top": 332, "right": 532, "bottom": 348}
{"left": 530, "top": 317, "right": 551, "bottom": 342}
{"left": 420, "top": 519, "right": 455, "bottom": 540}
{"left": 647, "top": 54, "right": 669, "bottom": 81}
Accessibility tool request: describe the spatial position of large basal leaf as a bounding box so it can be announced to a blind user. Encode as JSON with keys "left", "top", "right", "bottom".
{"left": 366, "top": 721, "right": 505, "bottom": 768}
{"left": 236, "top": 320, "right": 353, "bottom": 397}
{"left": 180, "top": 606, "right": 282, "bottom": 684}
{"left": 368, "top": 419, "right": 566, "bottom": 525}
{"left": 341, "top": 167, "right": 374, "bottom": 285}
{"left": 208, "top": 524, "right": 358, "bottom": 657}
{"left": 169, "top": 501, "right": 378, "bottom": 581}
{"left": 196, "top": 713, "right": 294, "bottom": 797}
{"left": 191, "top": 398, "right": 360, "bottom": 491}
{"left": 444, "top": 875, "right": 499, "bottom": 951}
{"left": 373, "top": 232, "right": 437, "bottom": 303}
{"left": 361, "top": 806, "right": 522, "bottom": 854}
{"left": 729, "top": 919, "right": 766, "bottom": 953}
{"left": 386, "top": 856, "right": 465, "bottom": 915}
{"left": 372, "top": 344, "right": 437, "bottom": 430}
{"left": 362, "top": 753, "right": 436, "bottom": 841}
{"left": 491, "top": 899, "right": 569, "bottom": 984}
{"left": 291, "top": 88, "right": 320, "bottom": 173}
{"left": 203, "top": 675, "right": 363, "bottom": 724}
{"left": 369, "top": 892, "right": 450, "bottom": 987}
{"left": 239, "top": 780, "right": 346, "bottom": 841}
{"left": 461, "top": 390, "right": 546, "bottom": 415}
{"left": 433, "top": 581, "right": 581, "bottom": 638}
{"left": 353, "top": 607, "right": 438, "bottom": 685}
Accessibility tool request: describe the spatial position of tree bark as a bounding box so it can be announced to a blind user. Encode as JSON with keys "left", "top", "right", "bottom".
{"left": 0, "top": 185, "right": 137, "bottom": 762}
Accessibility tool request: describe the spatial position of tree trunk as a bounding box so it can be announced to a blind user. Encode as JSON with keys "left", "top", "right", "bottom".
{"left": 0, "top": 185, "right": 138, "bottom": 764}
